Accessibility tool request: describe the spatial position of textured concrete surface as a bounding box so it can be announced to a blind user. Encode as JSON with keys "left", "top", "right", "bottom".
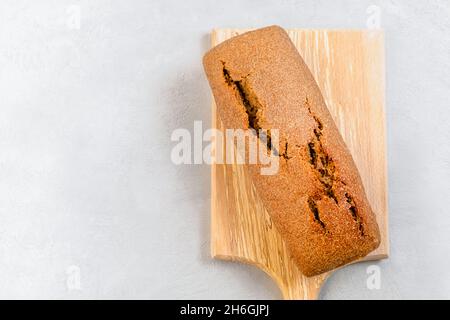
{"left": 0, "top": 0, "right": 449, "bottom": 299}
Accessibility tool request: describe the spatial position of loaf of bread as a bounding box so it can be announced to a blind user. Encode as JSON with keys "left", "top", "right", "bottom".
{"left": 203, "top": 26, "right": 380, "bottom": 277}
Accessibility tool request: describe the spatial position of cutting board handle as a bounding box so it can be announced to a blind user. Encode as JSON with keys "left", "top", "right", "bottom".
{"left": 211, "top": 159, "right": 330, "bottom": 300}
{"left": 213, "top": 253, "right": 329, "bottom": 299}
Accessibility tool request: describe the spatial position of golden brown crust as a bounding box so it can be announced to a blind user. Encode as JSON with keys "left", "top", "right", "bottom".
{"left": 203, "top": 25, "right": 380, "bottom": 277}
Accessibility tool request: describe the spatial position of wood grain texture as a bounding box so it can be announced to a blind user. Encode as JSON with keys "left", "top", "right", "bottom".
{"left": 210, "top": 29, "right": 389, "bottom": 300}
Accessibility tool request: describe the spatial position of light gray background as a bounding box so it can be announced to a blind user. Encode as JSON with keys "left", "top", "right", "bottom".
{"left": 0, "top": 0, "right": 449, "bottom": 299}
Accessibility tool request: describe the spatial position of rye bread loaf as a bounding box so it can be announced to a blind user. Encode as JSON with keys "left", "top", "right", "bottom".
{"left": 203, "top": 25, "right": 380, "bottom": 277}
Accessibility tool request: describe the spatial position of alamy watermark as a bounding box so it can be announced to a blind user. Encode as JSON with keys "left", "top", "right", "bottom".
{"left": 66, "top": 265, "right": 82, "bottom": 291}
{"left": 366, "top": 265, "right": 381, "bottom": 290}
{"left": 171, "top": 121, "right": 281, "bottom": 175}
{"left": 66, "top": 4, "right": 81, "bottom": 30}
{"left": 366, "top": 4, "right": 382, "bottom": 29}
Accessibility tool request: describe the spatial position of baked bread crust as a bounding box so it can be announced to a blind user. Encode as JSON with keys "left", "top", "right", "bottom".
{"left": 203, "top": 26, "right": 380, "bottom": 277}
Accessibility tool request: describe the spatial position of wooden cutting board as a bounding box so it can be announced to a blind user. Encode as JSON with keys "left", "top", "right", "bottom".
{"left": 210, "top": 29, "right": 389, "bottom": 299}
